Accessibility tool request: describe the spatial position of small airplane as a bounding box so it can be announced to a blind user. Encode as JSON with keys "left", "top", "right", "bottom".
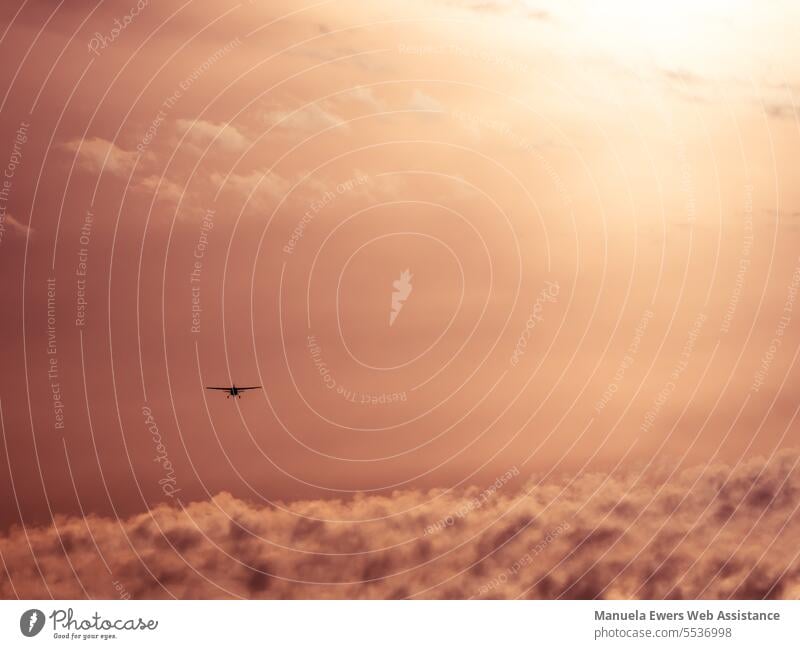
{"left": 205, "top": 384, "right": 261, "bottom": 399}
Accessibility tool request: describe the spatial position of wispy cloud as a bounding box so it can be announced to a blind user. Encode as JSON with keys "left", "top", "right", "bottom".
{"left": 175, "top": 119, "right": 252, "bottom": 153}
{"left": 210, "top": 168, "right": 292, "bottom": 209}
{"left": 0, "top": 213, "right": 35, "bottom": 241}
{"left": 265, "top": 102, "right": 348, "bottom": 133}
{"left": 63, "top": 137, "right": 138, "bottom": 177}
{"left": 408, "top": 89, "right": 445, "bottom": 113}
{"left": 136, "top": 175, "right": 185, "bottom": 203}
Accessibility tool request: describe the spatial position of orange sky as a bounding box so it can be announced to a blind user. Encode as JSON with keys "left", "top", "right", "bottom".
{"left": 1, "top": 0, "right": 800, "bottom": 598}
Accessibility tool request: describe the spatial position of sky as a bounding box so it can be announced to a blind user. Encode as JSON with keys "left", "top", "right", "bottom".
{"left": 0, "top": 0, "right": 799, "bottom": 598}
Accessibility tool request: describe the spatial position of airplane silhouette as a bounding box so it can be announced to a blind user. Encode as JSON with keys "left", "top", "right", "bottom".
{"left": 205, "top": 384, "right": 261, "bottom": 399}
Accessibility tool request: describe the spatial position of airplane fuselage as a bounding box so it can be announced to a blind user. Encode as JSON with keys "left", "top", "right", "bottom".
{"left": 205, "top": 383, "right": 260, "bottom": 399}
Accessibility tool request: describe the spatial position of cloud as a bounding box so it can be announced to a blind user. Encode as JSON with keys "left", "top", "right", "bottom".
{"left": 764, "top": 102, "right": 799, "bottom": 120}
{"left": 136, "top": 175, "right": 185, "bottom": 203}
{"left": 265, "top": 102, "right": 347, "bottom": 133}
{"left": 345, "top": 86, "right": 386, "bottom": 111}
{"left": 0, "top": 213, "right": 35, "bottom": 241}
{"left": 408, "top": 89, "right": 445, "bottom": 113}
{"left": 210, "top": 169, "right": 292, "bottom": 209}
{"left": 2, "top": 450, "right": 799, "bottom": 599}
{"left": 63, "top": 137, "right": 138, "bottom": 177}
{"left": 175, "top": 119, "right": 252, "bottom": 153}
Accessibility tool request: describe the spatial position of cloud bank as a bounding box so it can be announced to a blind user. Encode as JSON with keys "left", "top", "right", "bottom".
{"left": 2, "top": 450, "right": 799, "bottom": 599}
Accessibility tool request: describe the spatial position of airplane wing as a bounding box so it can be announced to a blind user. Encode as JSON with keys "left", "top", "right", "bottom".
{"left": 205, "top": 387, "right": 232, "bottom": 390}
{"left": 237, "top": 386, "right": 262, "bottom": 391}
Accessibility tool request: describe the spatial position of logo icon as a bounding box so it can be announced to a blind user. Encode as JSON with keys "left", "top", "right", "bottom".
{"left": 20, "top": 609, "right": 45, "bottom": 637}
{"left": 389, "top": 269, "right": 413, "bottom": 326}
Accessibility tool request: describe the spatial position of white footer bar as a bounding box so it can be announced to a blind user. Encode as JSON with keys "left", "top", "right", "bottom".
{"left": 1, "top": 600, "right": 795, "bottom": 647}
